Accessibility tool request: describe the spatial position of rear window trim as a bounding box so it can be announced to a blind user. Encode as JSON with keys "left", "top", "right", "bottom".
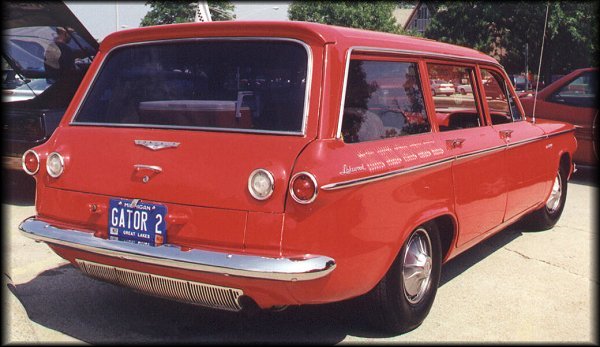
{"left": 69, "top": 37, "right": 313, "bottom": 136}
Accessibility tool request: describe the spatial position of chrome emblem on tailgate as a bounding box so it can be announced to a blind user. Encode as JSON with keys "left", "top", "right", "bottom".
{"left": 134, "top": 140, "right": 180, "bottom": 150}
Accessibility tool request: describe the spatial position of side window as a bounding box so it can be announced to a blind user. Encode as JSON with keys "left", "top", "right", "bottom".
{"left": 481, "top": 69, "right": 523, "bottom": 123}
{"left": 549, "top": 71, "right": 598, "bottom": 108}
{"left": 427, "top": 64, "right": 482, "bottom": 131}
{"left": 341, "top": 59, "right": 430, "bottom": 143}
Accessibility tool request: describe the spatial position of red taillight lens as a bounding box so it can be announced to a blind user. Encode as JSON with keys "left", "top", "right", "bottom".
{"left": 22, "top": 150, "right": 40, "bottom": 175}
{"left": 290, "top": 172, "right": 318, "bottom": 204}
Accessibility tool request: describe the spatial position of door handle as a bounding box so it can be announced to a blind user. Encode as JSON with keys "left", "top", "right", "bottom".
{"left": 133, "top": 165, "right": 163, "bottom": 183}
{"left": 446, "top": 138, "right": 466, "bottom": 148}
{"left": 133, "top": 164, "right": 163, "bottom": 173}
{"left": 499, "top": 129, "right": 514, "bottom": 139}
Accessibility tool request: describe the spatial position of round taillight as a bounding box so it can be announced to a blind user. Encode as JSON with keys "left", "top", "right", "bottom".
{"left": 46, "top": 152, "right": 64, "bottom": 178}
{"left": 248, "top": 169, "right": 274, "bottom": 200}
{"left": 22, "top": 150, "right": 40, "bottom": 175}
{"left": 290, "top": 172, "right": 318, "bottom": 204}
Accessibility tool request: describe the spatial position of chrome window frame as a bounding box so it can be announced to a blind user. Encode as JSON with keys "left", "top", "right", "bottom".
{"left": 336, "top": 46, "right": 507, "bottom": 139}
{"left": 70, "top": 37, "right": 313, "bottom": 136}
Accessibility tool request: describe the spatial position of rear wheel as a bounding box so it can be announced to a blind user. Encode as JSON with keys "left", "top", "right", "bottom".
{"left": 363, "top": 222, "right": 442, "bottom": 334}
{"left": 526, "top": 165, "right": 568, "bottom": 230}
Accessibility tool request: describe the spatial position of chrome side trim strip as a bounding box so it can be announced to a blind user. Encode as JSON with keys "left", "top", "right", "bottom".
{"left": 321, "top": 157, "right": 453, "bottom": 191}
{"left": 545, "top": 128, "right": 576, "bottom": 138}
{"left": 455, "top": 144, "right": 506, "bottom": 161}
{"left": 506, "top": 137, "right": 540, "bottom": 149}
{"left": 323, "top": 128, "right": 575, "bottom": 191}
{"left": 69, "top": 37, "right": 313, "bottom": 136}
{"left": 20, "top": 218, "right": 336, "bottom": 282}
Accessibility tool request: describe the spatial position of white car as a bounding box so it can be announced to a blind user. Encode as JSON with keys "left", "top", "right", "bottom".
{"left": 430, "top": 80, "right": 455, "bottom": 96}
{"left": 2, "top": 78, "right": 50, "bottom": 102}
{"left": 456, "top": 84, "right": 472, "bottom": 95}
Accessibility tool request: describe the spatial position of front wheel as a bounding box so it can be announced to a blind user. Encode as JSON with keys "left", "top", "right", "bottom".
{"left": 363, "top": 221, "right": 442, "bottom": 334}
{"left": 525, "top": 165, "right": 568, "bottom": 230}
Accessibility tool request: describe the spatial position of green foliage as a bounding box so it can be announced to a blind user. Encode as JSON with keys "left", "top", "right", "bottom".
{"left": 140, "top": 1, "right": 235, "bottom": 26}
{"left": 288, "top": 1, "right": 402, "bottom": 34}
{"left": 424, "top": 1, "right": 598, "bottom": 81}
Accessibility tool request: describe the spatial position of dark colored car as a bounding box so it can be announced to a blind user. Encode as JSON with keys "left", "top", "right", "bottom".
{"left": 2, "top": 2, "right": 98, "bottom": 171}
{"left": 520, "top": 67, "right": 598, "bottom": 166}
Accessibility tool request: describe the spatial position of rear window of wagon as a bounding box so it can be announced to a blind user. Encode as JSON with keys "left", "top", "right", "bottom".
{"left": 73, "top": 40, "right": 309, "bottom": 134}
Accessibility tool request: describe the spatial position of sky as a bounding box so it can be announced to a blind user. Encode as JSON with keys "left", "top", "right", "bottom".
{"left": 65, "top": 1, "right": 291, "bottom": 41}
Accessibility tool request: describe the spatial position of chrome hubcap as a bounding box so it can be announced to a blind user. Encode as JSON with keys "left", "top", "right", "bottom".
{"left": 402, "top": 228, "right": 433, "bottom": 304}
{"left": 545, "top": 171, "right": 562, "bottom": 213}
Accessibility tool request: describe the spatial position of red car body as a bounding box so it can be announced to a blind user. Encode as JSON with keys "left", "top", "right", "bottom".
{"left": 520, "top": 67, "right": 598, "bottom": 166}
{"left": 19, "top": 21, "right": 577, "bottom": 333}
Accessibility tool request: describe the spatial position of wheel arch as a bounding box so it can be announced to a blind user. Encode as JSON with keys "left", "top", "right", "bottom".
{"left": 559, "top": 150, "right": 573, "bottom": 179}
{"left": 395, "top": 211, "right": 458, "bottom": 266}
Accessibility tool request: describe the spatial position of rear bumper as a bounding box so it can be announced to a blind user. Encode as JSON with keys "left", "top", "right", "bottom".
{"left": 19, "top": 217, "right": 336, "bottom": 282}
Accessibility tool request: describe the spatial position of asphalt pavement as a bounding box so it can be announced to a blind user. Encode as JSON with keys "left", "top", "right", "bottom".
{"left": 2, "top": 167, "right": 597, "bottom": 344}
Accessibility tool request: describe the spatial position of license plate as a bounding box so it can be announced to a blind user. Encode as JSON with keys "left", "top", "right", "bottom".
{"left": 108, "top": 198, "right": 167, "bottom": 246}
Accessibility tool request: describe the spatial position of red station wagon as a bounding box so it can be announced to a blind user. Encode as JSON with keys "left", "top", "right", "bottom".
{"left": 19, "top": 21, "right": 577, "bottom": 334}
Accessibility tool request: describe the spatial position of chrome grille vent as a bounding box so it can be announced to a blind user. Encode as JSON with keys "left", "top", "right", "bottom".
{"left": 76, "top": 259, "right": 243, "bottom": 311}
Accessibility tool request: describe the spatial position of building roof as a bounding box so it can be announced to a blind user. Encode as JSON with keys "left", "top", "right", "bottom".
{"left": 393, "top": 8, "right": 415, "bottom": 27}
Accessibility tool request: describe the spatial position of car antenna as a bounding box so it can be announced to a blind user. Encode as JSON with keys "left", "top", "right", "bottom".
{"left": 532, "top": 2, "right": 550, "bottom": 124}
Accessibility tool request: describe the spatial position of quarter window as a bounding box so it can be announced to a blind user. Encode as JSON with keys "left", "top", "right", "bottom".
{"left": 427, "top": 64, "right": 482, "bottom": 131}
{"left": 341, "top": 60, "right": 429, "bottom": 143}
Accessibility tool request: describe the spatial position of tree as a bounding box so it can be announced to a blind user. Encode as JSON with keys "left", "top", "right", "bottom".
{"left": 288, "top": 1, "right": 402, "bottom": 34}
{"left": 423, "top": 2, "right": 598, "bottom": 83}
{"left": 140, "top": 1, "right": 235, "bottom": 26}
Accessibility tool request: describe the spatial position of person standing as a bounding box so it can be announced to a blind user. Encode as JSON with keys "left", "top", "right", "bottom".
{"left": 44, "top": 26, "right": 75, "bottom": 83}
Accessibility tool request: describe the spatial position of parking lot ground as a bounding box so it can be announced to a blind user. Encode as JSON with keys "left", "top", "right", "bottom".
{"left": 2, "top": 167, "right": 597, "bottom": 344}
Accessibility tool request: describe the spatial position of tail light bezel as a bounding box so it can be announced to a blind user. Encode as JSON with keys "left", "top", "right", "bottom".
{"left": 46, "top": 152, "right": 65, "bottom": 178}
{"left": 289, "top": 171, "right": 318, "bottom": 204}
{"left": 248, "top": 168, "right": 275, "bottom": 201}
{"left": 22, "top": 149, "right": 40, "bottom": 175}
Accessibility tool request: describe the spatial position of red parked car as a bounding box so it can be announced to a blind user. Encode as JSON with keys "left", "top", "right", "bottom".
{"left": 520, "top": 67, "right": 598, "bottom": 166}
{"left": 19, "top": 21, "right": 576, "bottom": 334}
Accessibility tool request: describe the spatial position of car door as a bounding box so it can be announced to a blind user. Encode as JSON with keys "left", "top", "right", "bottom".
{"left": 427, "top": 62, "right": 507, "bottom": 246}
{"left": 479, "top": 67, "right": 549, "bottom": 221}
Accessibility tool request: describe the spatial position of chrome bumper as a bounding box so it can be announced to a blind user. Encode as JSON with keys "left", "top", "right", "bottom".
{"left": 19, "top": 217, "right": 336, "bottom": 282}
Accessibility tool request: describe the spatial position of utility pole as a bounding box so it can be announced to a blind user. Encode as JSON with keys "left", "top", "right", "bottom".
{"left": 115, "top": 1, "right": 119, "bottom": 31}
{"left": 525, "top": 43, "right": 529, "bottom": 90}
{"left": 195, "top": 1, "right": 212, "bottom": 22}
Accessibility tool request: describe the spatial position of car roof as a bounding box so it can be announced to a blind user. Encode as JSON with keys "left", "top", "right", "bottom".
{"left": 99, "top": 21, "right": 498, "bottom": 65}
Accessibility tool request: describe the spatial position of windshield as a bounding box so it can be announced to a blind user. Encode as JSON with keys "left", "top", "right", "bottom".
{"left": 74, "top": 40, "right": 309, "bottom": 134}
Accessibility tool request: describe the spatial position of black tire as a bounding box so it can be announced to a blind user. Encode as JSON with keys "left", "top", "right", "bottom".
{"left": 526, "top": 164, "right": 568, "bottom": 230}
{"left": 363, "top": 221, "right": 442, "bottom": 334}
